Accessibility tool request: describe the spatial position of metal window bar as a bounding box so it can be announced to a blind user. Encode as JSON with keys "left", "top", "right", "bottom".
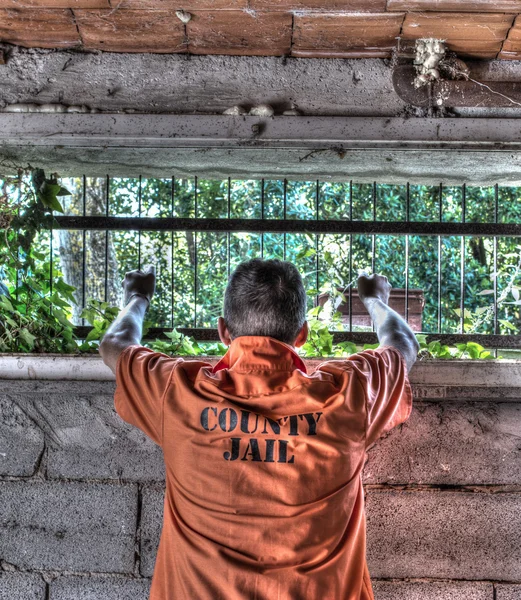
{"left": 438, "top": 182, "right": 443, "bottom": 334}
{"left": 405, "top": 182, "right": 410, "bottom": 324}
{"left": 82, "top": 175, "right": 87, "bottom": 326}
{"left": 349, "top": 181, "right": 353, "bottom": 333}
{"left": 315, "top": 180, "right": 319, "bottom": 306}
{"left": 283, "top": 179, "right": 287, "bottom": 260}
{"left": 52, "top": 178, "right": 521, "bottom": 350}
{"left": 227, "top": 177, "right": 231, "bottom": 280}
{"left": 260, "top": 179, "right": 265, "bottom": 258}
{"left": 494, "top": 184, "right": 499, "bottom": 336}
{"left": 194, "top": 176, "right": 198, "bottom": 328}
{"left": 171, "top": 176, "right": 175, "bottom": 330}
{"left": 460, "top": 183, "right": 466, "bottom": 335}
{"left": 104, "top": 174, "right": 110, "bottom": 303}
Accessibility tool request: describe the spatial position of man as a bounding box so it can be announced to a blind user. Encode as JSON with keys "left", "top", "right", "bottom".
{"left": 100, "top": 259, "right": 419, "bottom": 600}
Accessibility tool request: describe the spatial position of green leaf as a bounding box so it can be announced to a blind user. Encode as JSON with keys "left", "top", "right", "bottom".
{"left": 499, "top": 319, "right": 518, "bottom": 332}
{"left": 0, "top": 296, "right": 14, "bottom": 311}
{"left": 39, "top": 181, "right": 65, "bottom": 213}
{"left": 57, "top": 186, "right": 71, "bottom": 197}
{"left": 19, "top": 328, "right": 36, "bottom": 349}
{"left": 477, "top": 289, "right": 494, "bottom": 295}
{"left": 363, "top": 343, "right": 380, "bottom": 350}
{"left": 85, "top": 329, "right": 101, "bottom": 342}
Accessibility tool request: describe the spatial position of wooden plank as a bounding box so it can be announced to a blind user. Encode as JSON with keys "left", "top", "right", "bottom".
{"left": 0, "top": 8, "right": 80, "bottom": 48}
{"left": 499, "top": 14, "right": 521, "bottom": 58}
{"left": 0, "top": 0, "right": 109, "bottom": 5}
{"left": 187, "top": 11, "right": 292, "bottom": 56}
{"left": 106, "top": 0, "right": 246, "bottom": 8}
{"left": 402, "top": 11, "right": 514, "bottom": 41}
{"left": 402, "top": 11, "right": 515, "bottom": 59}
{"left": 249, "top": 0, "right": 385, "bottom": 10}
{"left": 74, "top": 9, "right": 187, "bottom": 53}
{"left": 292, "top": 13, "right": 404, "bottom": 59}
{"left": 388, "top": 0, "right": 521, "bottom": 11}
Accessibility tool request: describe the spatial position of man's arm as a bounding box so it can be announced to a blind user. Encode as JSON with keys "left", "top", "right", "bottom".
{"left": 357, "top": 273, "right": 419, "bottom": 372}
{"left": 99, "top": 266, "right": 155, "bottom": 374}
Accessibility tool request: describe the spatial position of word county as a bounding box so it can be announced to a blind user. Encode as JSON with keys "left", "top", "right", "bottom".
{"left": 200, "top": 407, "right": 323, "bottom": 464}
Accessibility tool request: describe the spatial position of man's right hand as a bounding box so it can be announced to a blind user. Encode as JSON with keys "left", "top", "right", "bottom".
{"left": 357, "top": 273, "right": 392, "bottom": 305}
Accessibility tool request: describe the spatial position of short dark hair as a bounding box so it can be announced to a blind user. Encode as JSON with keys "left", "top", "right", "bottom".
{"left": 223, "top": 259, "right": 307, "bottom": 345}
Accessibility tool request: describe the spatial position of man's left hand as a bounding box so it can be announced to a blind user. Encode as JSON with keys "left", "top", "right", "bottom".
{"left": 122, "top": 266, "right": 156, "bottom": 306}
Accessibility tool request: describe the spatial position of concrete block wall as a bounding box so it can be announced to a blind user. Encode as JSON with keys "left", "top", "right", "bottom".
{"left": 0, "top": 359, "right": 520, "bottom": 599}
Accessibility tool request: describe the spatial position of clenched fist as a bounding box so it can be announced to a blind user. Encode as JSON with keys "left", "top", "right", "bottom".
{"left": 122, "top": 266, "right": 156, "bottom": 306}
{"left": 357, "top": 273, "right": 391, "bottom": 305}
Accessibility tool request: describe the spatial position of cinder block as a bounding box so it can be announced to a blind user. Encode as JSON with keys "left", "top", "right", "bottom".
{"left": 366, "top": 490, "right": 521, "bottom": 580}
{"left": 496, "top": 585, "right": 521, "bottom": 600}
{"left": 32, "top": 393, "right": 165, "bottom": 481}
{"left": 140, "top": 486, "right": 164, "bottom": 578}
{"left": 50, "top": 575, "right": 150, "bottom": 600}
{"left": 0, "top": 395, "right": 44, "bottom": 476}
{"left": 364, "top": 403, "right": 521, "bottom": 485}
{"left": 0, "top": 572, "right": 46, "bottom": 600}
{"left": 372, "top": 580, "right": 493, "bottom": 600}
{"left": 0, "top": 481, "right": 137, "bottom": 573}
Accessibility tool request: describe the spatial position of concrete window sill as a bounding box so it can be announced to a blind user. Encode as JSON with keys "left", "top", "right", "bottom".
{"left": 0, "top": 353, "right": 520, "bottom": 389}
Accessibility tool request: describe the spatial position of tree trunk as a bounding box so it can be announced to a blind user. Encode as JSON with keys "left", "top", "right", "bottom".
{"left": 56, "top": 178, "right": 122, "bottom": 324}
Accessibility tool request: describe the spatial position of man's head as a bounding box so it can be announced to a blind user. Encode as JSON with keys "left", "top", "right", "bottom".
{"left": 218, "top": 259, "right": 308, "bottom": 347}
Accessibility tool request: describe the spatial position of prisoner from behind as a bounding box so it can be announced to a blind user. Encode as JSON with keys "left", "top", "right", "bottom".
{"left": 99, "top": 258, "right": 419, "bottom": 600}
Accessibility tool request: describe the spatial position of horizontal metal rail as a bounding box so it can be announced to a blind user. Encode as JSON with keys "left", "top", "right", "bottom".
{"left": 54, "top": 216, "right": 521, "bottom": 237}
{"left": 73, "top": 327, "right": 521, "bottom": 349}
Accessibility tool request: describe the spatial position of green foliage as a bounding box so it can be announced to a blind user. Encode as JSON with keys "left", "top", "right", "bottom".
{"left": 301, "top": 306, "right": 359, "bottom": 358}
{"left": 148, "top": 330, "right": 228, "bottom": 357}
{"left": 0, "top": 168, "right": 80, "bottom": 353}
{"left": 416, "top": 334, "right": 494, "bottom": 360}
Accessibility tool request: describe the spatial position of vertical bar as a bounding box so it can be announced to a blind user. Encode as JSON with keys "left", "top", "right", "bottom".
{"left": 227, "top": 177, "right": 231, "bottom": 279}
{"left": 137, "top": 175, "right": 142, "bottom": 270}
{"left": 437, "top": 235, "right": 442, "bottom": 332}
{"left": 261, "top": 179, "right": 265, "bottom": 258}
{"left": 493, "top": 183, "right": 499, "bottom": 336}
{"left": 349, "top": 181, "right": 353, "bottom": 332}
{"left": 439, "top": 182, "right": 443, "bottom": 222}
{"left": 283, "top": 179, "right": 287, "bottom": 260}
{"left": 438, "top": 183, "right": 442, "bottom": 332}
{"left": 405, "top": 236, "right": 410, "bottom": 324}
{"left": 171, "top": 176, "right": 175, "bottom": 329}
{"left": 49, "top": 216, "right": 53, "bottom": 301}
{"left": 371, "top": 181, "right": 376, "bottom": 274}
{"left": 194, "top": 177, "right": 198, "bottom": 328}
{"left": 315, "top": 180, "right": 319, "bottom": 302}
{"left": 460, "top": 184, "right": 466, "bottom": 334}
{"left": 460, "top": 236, "right": 465, "bottom": 334}
{"left": 14, "top": 183, "right": 20, "bottom": 301}
{"left": 405, "top": 182, "right": 410, "bottom": 323}
{"left": 82, "top": 175, "right": 87, "bottom": 325}
{"left": 104, "top": 175, "right": 109, "bottom": 302}
{"left": 194, "top": 176, "right": 198, "bottom": 218}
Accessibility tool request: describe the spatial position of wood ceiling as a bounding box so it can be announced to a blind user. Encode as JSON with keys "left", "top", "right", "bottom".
{"left": 1, "top": 1, "right": 521, "bottom": 59}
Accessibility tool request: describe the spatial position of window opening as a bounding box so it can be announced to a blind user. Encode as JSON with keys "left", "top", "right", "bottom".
{"left": 5, "top": 176, "right": 521, "bottom": 351}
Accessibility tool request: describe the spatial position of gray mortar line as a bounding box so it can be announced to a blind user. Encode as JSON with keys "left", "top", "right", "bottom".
{"left": 134, "top": 484, "right": 143, "bottom": 578}
{"left": 1, "top": 475, "right": 521, "bottom": 493}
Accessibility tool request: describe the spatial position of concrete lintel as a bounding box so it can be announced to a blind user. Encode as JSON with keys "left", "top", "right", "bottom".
{"left": 1, "top": 354, "right": 520, "bottom": 388}
{"left": 1, "top": 114, "right": 521, "bottom": 149}
{"left": 2, "top": 114, "right": 521, "bottom": 184}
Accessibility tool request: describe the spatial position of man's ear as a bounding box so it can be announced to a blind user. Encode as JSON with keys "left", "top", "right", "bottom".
{"left": 294, "top": 321, "right": 309, "bottom": 348}
{"left": 218, "top": 317, "right": 232, "bottom": 346}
